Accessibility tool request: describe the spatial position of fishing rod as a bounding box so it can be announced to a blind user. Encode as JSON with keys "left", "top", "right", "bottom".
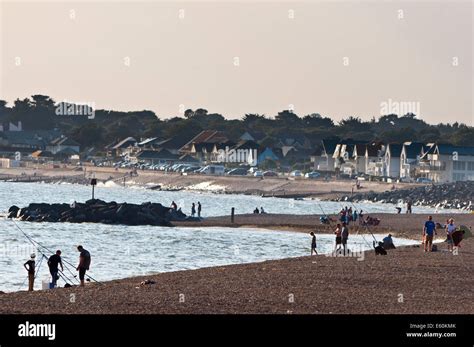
{"left": 10, "top": 219, "right": 102, "bottom": 284}
{"left": 337, "top": 202, "right": 372, "bottom": 248}
{"left": 347, "top": 200, "right": 378, "bottom": 244}
{"left": 10, "top": 219, "right": 80, "bottom": 284}
{"left": 41, "top": 254, "right": 77, "bottom": 286}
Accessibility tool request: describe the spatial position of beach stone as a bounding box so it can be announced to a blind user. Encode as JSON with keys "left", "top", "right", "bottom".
{"left": 335, "top": 181, "right": 474, "bottom": 211}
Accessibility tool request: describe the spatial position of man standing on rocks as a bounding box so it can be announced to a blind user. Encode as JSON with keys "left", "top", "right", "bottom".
{"left": 423, "top": 216, "right": 437, "bottom": 252}
{"left": 197, "top": 202, "right": 202, "bottom": 218}
{"left": 76, "top": 245, "right": 91, "bottom": 287}
{"left": 23, "top": 253, "right": 36, "bottom": 291}
{"left": 191, "top": 203, "right": 196, "bottom": 217}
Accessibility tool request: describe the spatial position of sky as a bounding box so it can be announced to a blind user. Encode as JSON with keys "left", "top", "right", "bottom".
{"left": 0, "top": 0, "right": 472, "bottom": 125}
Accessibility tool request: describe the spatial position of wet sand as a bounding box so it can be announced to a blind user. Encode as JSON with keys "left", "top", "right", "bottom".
{"left": 0, "top": 213, "right": 472, "bottom": 314}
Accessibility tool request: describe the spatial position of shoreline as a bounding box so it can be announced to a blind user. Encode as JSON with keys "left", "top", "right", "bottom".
{"left": 173, "top": 213, "right": 474, "bottom": 239}
{"left": 0, "top": 213, "right": 473, "bottom": 314}
{"left": 0, "top": 166, "right": 420, "bottom": 200}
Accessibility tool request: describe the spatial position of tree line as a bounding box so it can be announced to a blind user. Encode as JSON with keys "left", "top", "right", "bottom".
{"left": 0, "top": 95, "right": 472, "bottom": 151}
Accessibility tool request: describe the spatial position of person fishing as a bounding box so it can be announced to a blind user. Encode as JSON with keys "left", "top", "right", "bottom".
{"left": 191, "top": 203, "right": 196, "bottom": 217}
{"left": 310, "top": 232, "right": 318, "bottom": 255}
{"left": 23, "top": 253, "right": 36, "bottom": 291}
{"left": 197, "top": 201, "right": 202, "bottom": 218}
{"left": 48, "top": 250, "right": 64, "bottom": 288}
{"left": 76, "top": 245, "right": 91, "bottom": 287}
{"left": 382, "top": 234, "right": 396, "bottom": 250}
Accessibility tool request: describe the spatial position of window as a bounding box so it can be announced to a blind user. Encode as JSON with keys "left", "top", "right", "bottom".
{"left": 467, "top": 161, "right": 474, "bottom": 171}
{"left": 453, "top": 173, "right": 465, "bottom": 181}
{"left": 453, "top": 161, "right": 466, "bottom": 171}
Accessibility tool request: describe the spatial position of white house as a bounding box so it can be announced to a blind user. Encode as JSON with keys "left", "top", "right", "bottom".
{"left": 310, "top": 140, "right": 338, "bottom": 171}
{"left": 399, "top": 142, "right": 426, "bottom": 181}
{"left": 419, "top": 144, "right": 474, "bottom": 182}
{"left": 365, "top": 143, "right": 385, "bottom": 176}
{"left": 384, "top": 144, "right": 403, "bottom": 178}
{"left": 46, "top": 136, "right": 80, "bottom": 155}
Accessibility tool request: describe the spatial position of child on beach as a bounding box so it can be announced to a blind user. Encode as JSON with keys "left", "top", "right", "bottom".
{"left": 23, "top": 253, "right": 36, "bottom": 291}
{"left": 310, "top": 232, "right": 317, "bottom": 255}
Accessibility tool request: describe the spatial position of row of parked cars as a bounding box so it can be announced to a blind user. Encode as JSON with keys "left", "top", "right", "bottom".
{"left": 108, "top": 160, "right": 323, "bottom": 178}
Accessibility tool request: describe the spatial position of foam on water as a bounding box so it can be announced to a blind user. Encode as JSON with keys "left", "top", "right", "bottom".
{"left": 0, "top": 181, "right": 459, "bottom": 292}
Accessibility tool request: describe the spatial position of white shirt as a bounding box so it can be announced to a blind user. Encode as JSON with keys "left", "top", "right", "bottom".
{"left": 447, "top": 224, "right": 456, "bottom": 234}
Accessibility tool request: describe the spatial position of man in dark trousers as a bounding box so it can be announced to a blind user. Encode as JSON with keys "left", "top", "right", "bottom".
{"left": 197, "top": 201, "right": 202, "bottom": 218}
{"left": 76, "top": 245, "right": 91, "bottom": 287}
{"left": 310, "top": 232, "right": 318, "bottom": 255}
{"left": 48, "top": 250, "right": 64, "bottom": 288}
{"left": 341, "top": 222, "right": 350, "bottom": 255}
{"left": 23, "top": 253, "right": 36, "bottom": 291}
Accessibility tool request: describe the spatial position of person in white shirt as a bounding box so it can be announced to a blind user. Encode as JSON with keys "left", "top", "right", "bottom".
{"left": 445, "top": 218, "right": 456, "bottom": 253}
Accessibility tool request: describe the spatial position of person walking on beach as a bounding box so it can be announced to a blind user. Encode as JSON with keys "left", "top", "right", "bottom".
{"left": 341, "top": 222, "right": 350, "bottom": 254}
{"left": 48, "top": 250, "right": 63, "bottom": 288}
{"left": 23, "top": 253, "right": 36, "bottom": 291}
{"left": 310, "top": 232, "right": 318, "bottom": 255}
{"left": 191, "top": 203, "right": 196, "bottom": 217}
{"left": 445, "top": 218, "right": 456, "bottom": 253}
{"left": 197, "top": 201, "right": 202, "bottom": 218}
{"left": 76, "top": 245, "right": 91, "bottom": 287}
{"left": 423, "top": 216, "right": 437, "bottom": 252}
{"left": 334, "top": 223, "right": 342, "bottom": 252}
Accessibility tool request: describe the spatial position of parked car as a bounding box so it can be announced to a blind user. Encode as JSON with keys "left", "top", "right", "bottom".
{"left": 289, "top": 170, "right": 302, "bottom": 177}
{"left": 263, "top": 170, "right": 278, "bottom": 177}
{"left": 304, "top": 171, "right": 320, "bottom": 179}
{"left": 199, "top": 165, "right": 225, "bottom": 175}
{"left": 416, "top": 177, "right": 433, "bottom": 183}
{"left": 227, "top": 168, "right": 248, "bottom": 176}
{"left": 182, "top": 166, "right": 200, "bottom": 173}
{"left": 247, "top": 167, "right": 259, "bottom": 174}
{"left": 253, "top": 171, "right": 263, "bottom": 177}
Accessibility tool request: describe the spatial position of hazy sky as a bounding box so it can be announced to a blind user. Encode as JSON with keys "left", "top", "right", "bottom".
{"left": 1, "top": 0, "right": 472, "bottom": 124}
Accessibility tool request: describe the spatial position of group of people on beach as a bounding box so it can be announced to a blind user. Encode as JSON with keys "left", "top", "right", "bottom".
{"left": 310, "top": 222, "right": 351, "bottom": 256}
{"left": 191, "top": 202, "right": 202, "bottom": 217}
{"left": 310, "top": 213, "right": 463, "bottom": 256}
{"left": 423, "top": 216, "right": 459, "bottom": 253}
{"left": 338, "top": 206, "right": 359, "bottom": 225}
{"left": 170, "top": 200, "right": 202, "bottom": 218}
{"left": 23, "top": 245, "right": 91, "bottom": 291}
